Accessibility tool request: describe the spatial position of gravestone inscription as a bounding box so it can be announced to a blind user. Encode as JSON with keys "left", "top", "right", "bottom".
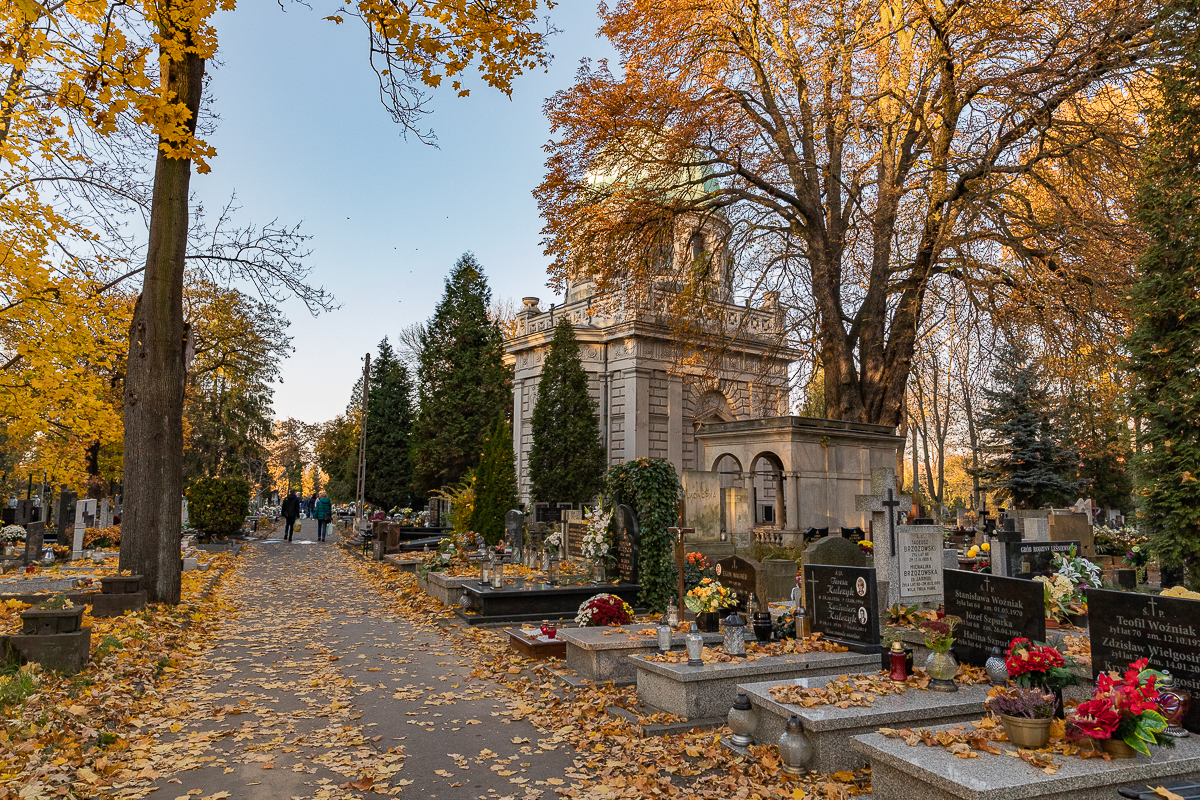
{"left": 715, "top": 555, "right": 764, "bottom": 612}
{"left": 840, "top": 527, "right": 865, "bottom": 543}
{"left": 943, "top": 569, "right": 1046, "bottom": 667}
{"left": 614, "top": 505, "right": 640, "bottom": 584}
{"left": 1006, "top": 540, "right": 1080, "bottom": 579}
{"left": 1088, "top": 588, "right": 1200, "bottom": 733}
{"left": 897, "top": 525, "right": 943, "bottom": 599}
{"left": 565, "top": 521, "right": 587, "bottom": 561}
{"left": 804, "top": 564, "right": 881, "bottom": 654}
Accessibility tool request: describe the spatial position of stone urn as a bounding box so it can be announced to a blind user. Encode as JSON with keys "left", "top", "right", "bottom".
{"left": 20, "top": 605, "right": 85, "bottom": 636}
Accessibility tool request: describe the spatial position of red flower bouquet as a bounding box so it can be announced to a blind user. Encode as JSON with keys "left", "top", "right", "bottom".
{"left": 574, "top": 593, "right": 635, "bottom": 627}
{"left": 1005, "top": 638, "right": 1078, "bottom": 692}
{"left": 1067, "top": 658, "right": 1175, "bottom": 755}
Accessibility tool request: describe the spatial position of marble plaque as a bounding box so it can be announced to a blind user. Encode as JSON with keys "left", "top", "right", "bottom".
{"left": 898, "top": 527, "right": 942, "bottom": 598}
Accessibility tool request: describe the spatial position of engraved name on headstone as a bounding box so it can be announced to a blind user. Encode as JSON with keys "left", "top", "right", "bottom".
{"left": 614, "top": 505, "right": 640, "bottom": 584}
{"left": 715, "top": 555, "right": 764, "bottom": 612}
{"left": 1006, "top": 540, "right": 1080, "bottom": 579}
{"left": 943, "top": 569, "right": 1046, "bottom": 667}
{"left": 1088, "top": 588, "right": 1200, "bottom": 733}
{"left": 804, "top": 564, "right": 881, "bottom": 654}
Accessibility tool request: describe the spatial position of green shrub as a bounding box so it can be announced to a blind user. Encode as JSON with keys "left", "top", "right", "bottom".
{"left": 186, "top": 476, "right": 251, "bottom": 540}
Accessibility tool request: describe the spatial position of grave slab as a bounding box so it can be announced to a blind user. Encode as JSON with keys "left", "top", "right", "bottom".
{"left": 4, "top": 627, "right": 91, "bottom": 674}
{"left": 853, "top": 722, "right": 1200, "bottom": 800}
{"left": 456, "top": 579, "right": 642, "bottom": 626}
{"left": 415, "top": 571, "right": 476, "bottom": 608}
{"left": 505, "top": 628, "right": 566, "bottom": 660}
{"left": 633, "top": 649, "right": 877, "bottom": 720}
{"left": 559, "top": 627, "right": 724, "bottom": 684}
{"left": 737, "top": 674, "right": 991, "bottom": 773}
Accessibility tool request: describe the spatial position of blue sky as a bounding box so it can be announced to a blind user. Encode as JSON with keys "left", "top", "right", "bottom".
{"left": 194, "top": 2, "right": 615, "bottom": 424}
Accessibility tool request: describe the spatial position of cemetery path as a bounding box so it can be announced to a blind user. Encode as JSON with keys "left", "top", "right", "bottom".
{"left": 146, "top": 519, "right": 577, "bottom": 800}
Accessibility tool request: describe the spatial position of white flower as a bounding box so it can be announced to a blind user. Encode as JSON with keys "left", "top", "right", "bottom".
{"left": 1, "top": 525, "right": 25, "bottom": 543}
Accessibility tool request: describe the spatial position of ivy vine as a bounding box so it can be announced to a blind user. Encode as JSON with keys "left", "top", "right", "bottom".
{"left": 605, "top": 458, "right": 681, "bottom": 613}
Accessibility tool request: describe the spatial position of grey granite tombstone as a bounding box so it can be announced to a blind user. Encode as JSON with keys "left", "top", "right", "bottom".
{"left": 854, "top": 468, "right": 913, "bottom": 550}
{"left": 23, "top": 521, "right": 45, "bottom": 565}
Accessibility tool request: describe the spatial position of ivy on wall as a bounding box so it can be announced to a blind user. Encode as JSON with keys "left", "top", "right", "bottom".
{"left": 605, "top": 458, "right": 681, "bottom": 613}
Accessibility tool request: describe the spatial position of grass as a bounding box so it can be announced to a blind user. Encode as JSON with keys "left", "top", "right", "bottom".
{"left": 0, "top": 664, "right": 41, "bottom": 709}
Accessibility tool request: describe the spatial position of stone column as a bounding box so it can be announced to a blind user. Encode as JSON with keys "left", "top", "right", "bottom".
{"left": 783, "top": 471, "right": 802, "bottom": 533}
{"left": 667, "top": 373, "right": 684, "bottom": 470}
{"left": 511, "top": 377, "right": 525, "bottom": 500}
{"left": 623, "top": 367, "right": 652, "bottom": 462}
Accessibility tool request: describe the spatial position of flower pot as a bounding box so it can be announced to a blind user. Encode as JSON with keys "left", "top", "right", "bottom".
{"left": 1099, "top": 738, "right": 1139, "bottom": 758}
{"left": 1001, "top": 715, "right": 1052, "bottom": 749}
{"left": 1045, "top": 617, "right": 1060, "bottom": 630}
{"left": 20, "top": 605, "right": 85, "bottom": 636}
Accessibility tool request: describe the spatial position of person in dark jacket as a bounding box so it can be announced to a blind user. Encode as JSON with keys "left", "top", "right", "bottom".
{"left": 314, "top": 491, "right": 332, "bottom": 542}
{"left": 281, "top": 490, "right": 300, "bottom": 542}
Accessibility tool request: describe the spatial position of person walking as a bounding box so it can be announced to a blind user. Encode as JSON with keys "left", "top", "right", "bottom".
{"left": 281, "top": 490, "right": 300, "bottom": 542}
{"left": 314, "top": 491, "right": 332, "bottom": 543}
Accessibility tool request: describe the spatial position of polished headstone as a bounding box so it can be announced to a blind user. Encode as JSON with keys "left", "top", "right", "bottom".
{"left": 715, "top": 554, "right": 765, "bottom": 611}
{"left": 1005, "top": 540, "right": 1080, "bottom": 579}
{"left": 614, "top": 505, "right": 640, "bottom": 583}
{"left": 804, "top": 564, "right": 881, "bottom": 654}
{"left": 1088, "top": 587, "right": 1200, "bottom": 733}
{"left": 943, "top": 569, "right": 1045, "bottom": 667}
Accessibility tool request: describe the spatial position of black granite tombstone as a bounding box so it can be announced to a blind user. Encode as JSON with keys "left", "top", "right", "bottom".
{"left": 943, "top": 569, "right": 1046, "bottom": 667}
{"left": 55, "top": 488, "right": 75, "bottom": 543}
{"left": 803, "top": 564, "right": 881, "bottom": 653}
{"left": 614, "top": 505, "right": 640, "bottom": 583}
{"left": 1006, "top": 540, "right": 1080, "bottom": 579}
{"left": 715, "top": 555, "right": 763, "bottom": 612}
{"left": 840, "top": 527, "right": 866, "bottom": 543}
{"left": 1088, "top": 588, "right": 1200, "bottom": 733}
{"left": 803, "top": 527, "right": 829, "bottom": 543}
{"left": 534, "top": 503, "right": 561, "bottom": 524}
{"left": 504, "top": 509, "right": 524, "bottom": 554}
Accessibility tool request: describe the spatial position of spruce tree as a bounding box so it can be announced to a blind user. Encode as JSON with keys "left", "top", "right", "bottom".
{"left": 364, "top": 338, "right": 416, "bottom": 510}
{"left": 1127, "top": 0, "right": 1200, "bottom": 587}
{"left": 411, "top": 253, "right": 511, "bottom": 495}
{"left": 528, "top": 317, "right": 606, "bottom": 505}
{"left": 976, "top": 344, "right": 1077, "bottom": 509}
{"left": 470, "top": 417, "right": 519, "bottom": 545}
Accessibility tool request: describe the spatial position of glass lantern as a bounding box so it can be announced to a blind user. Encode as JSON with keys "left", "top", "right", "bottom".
{"left": 666, "top": 601, "right": 680, "bottom": 628}
{"left": 778, "top": 715, "right": 811, "bottom": 776}
{"left": 686, "top": 622, "right": 704, "bottom": 666}
{"left": 727, "top": 691, "right": 756, "bottom": 747}
{"left": 723, "top": 612, "right": 746, "bottom": 656}
{"left": 985, "top": 646, "right": 1009, "bottom": 685}
{"left": 490, "top": 556, "right": 504, "bottom": 589}
{"left": 479, "top": 556, "right": 490, "bottom": 585}
{"left": 657, "top": 619, "right": 672, "bottom": 652}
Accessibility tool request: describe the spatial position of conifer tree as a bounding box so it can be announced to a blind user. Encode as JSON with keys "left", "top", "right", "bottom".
{"left": 411, "top": 254, "right": 511, "bottom": 495}
{"left": 364, "top": 338, "right": 415, "bottom": 510}
{"left": 528, "top": 317, "right": 606, "bottom": 505}
{"left": 471, "top": 417, "right": 519, "bottom": 545}
{"left": 1127, "top": 0, "right": 1200, "bottom": 587}
{"left": 976, "top": 344, "right": 1077, "bottom": 509}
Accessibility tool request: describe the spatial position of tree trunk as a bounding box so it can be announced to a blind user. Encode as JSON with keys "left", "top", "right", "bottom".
{"left": 119, "top": 49, "right": 205, "bottom": 605}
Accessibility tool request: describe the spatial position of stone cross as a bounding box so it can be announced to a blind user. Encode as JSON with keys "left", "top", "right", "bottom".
{"left": 854, "top": 468, "right": 913, "bottom": 553}
{"left": 72, "top": 498, "right": 96, "bottom": 559}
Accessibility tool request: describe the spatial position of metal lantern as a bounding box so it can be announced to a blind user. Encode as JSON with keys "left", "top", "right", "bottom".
{"left": 490, "top": 556, "right": 504, "bottom": 589}
{"left": 723, "top": 611, "right": 746, "bottom": 656}
{"left": 686, "top": 622, "right": 704, "bottom": 666}
{"left": 727, "top": 691, "right": 756, "bottom": 747}
{"left": 479, "top": 555, "right": 490, "bottom": 585}
{"left": 794, "top": 604, "right": 810, "bottom": 639}
{"left": 777, "top": 715, "right": 811, "bottom": 775}
{"left": 985, "top": 646, "right": 1009, "bottom": 686}
{"left": 657, "top": 619, "right": 673, "bottom": 653}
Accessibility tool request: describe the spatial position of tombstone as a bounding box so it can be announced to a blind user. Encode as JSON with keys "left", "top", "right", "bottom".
{"left": 682, "top": 469, "right": 722, "bottom": 540}
{"left": 804, "top": 564, "right": 881, "bottom": 653}
{"left": 988, "top": 518, "right": 1022, "bottom": 577}
{"left": 876, "top": 523, "right": 944, "bottom": 609}
{"left": 1005, "top": 540, "right": 1080, "bottom": 579}
{"left": 181, "top": 497, "right": 189, "bottom": 527}
{"left": 563, "top": 509, "right": 582, "bottom": 523}
{"left": 802, "top": 527, "right": 829, "bottom": 543}
{"left": 504, "top": 510, "right": 524, "bottom": 556}
{"left": 533, "top": 502, "right": 560, "bottom": 524}
{"left": 802, "top": 536, "right": 866, "bottom": 569}
{"left": 23, "top": 520, "right": 45, "bottom": 565}
{"left": 1048, "top": 511, "right": 1094, "bottom": 557}
{"left": 943, "top": 570, "right": 1046, "bottom": 667}
{"left": 614, "top": 505, "right": 640, "bottom": 584}
{"left": 956, "top": 508, "right": 966, "bottom": 528}
{"left": 854, "top": 468, "right": 913, "bottom": 555}
{"left": 99, "top": 498, "right": 112, "bottom": 529}
{"left": 53, "top": 488, "right": 74, "bottom": 544}
{"left": 565, "top": 520, "right": 587, "bottom": 561}
{"left": 1088, "top": 588, "right": 1199, "bottom": 733}
{"left": 722, "top": 486, "right": 752, "bottom": 551}
{"left": 72, "top": 498, "right": 96, "bottom": 558}
{"left": 715, "top": 555, "right": 766, "bottom": 612}
{"left": 839, "top": 526, "right": 864, "bottom": 543}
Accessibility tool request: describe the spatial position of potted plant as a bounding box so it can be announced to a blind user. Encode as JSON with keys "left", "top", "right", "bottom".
{"left": 1005, "top": 638, "right": 1079, "bottom": 717}
{"left": 1067, "top": 657, "right": 1176, "bottom": 757}
{"left": 684, "top": 578, "right": 737, "bottom": 632}
{"left": 919, "top": 615, "right": 962, "bottom": 692}
{"left": 987, "top": 686, "right": 1057, "bottom": 748}
{"left": 574, "top": 593, "right": 635, "bottom": 627}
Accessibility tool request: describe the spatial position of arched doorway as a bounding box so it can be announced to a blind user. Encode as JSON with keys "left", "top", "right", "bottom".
{"left": 749, "top": 451, "right": 784, "bottom": 528}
